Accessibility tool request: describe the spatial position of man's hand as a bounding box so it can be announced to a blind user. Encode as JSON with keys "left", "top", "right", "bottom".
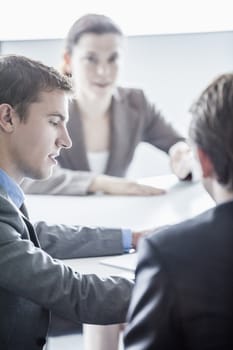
{"left": 89, "top": 175, "right": 166, "bottom": 196}
{"left": 131, "top": 229, "right": 155, "bottom": 249}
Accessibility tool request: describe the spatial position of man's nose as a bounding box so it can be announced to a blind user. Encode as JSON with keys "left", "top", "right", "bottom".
{"left": 59, "top": 128, "right": 72, "bottom": 149}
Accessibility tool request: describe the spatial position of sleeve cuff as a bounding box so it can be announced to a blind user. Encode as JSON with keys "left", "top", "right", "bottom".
{"left": 122, "top": 229, "right": 132, "bottom": 252}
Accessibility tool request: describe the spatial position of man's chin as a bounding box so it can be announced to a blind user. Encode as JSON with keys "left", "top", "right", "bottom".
{"left": 42, "top": 167, "right": 54, "bottom": 180}
{"left": 27, "top": 166, "right": 54, "bottom": 181}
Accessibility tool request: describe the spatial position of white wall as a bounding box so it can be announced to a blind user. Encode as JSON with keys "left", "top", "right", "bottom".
{"left": 1, "top": 39, "right": 64, "bottom": 70}
{"left": 1, "top": 31, "right": 233, "bottom": 176}
{"left": 122, "top": 31, "right": 233, "bottom": 135}
{"left": 2, "top": 31, "right": 232, "bottom": 135}
{"left": 0, "top": 0, "right": 232, "bottom": 40}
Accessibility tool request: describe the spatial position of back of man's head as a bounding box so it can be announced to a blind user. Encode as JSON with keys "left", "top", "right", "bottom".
{"left": 189, "top": 73, "right": 233, "bottom": 190}
{"left": 0, "top": 55, "right": 72, "bottom": 121}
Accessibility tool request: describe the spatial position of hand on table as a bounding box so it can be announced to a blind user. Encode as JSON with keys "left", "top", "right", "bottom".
{"left": 89, "top": 175, "right": 166, "bottom": 196}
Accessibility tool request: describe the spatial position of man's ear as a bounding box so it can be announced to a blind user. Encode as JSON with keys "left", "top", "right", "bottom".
{"left": 196, "top": 147, "right": 214, "bottom": 178}
{"left": 63, "top": 52, "right": 72, "bottom": 75}
{"left": 0, "top": 104, "right": 15, "bottom": 132}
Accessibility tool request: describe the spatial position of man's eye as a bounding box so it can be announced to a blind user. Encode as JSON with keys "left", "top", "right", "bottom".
{"left": 49, "top": 120, "right": 58, "bottom": 126}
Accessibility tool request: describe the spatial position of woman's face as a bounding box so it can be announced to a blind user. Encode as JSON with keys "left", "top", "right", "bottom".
{"left": 67, "top": 33, "right": 123, "bottom": 100}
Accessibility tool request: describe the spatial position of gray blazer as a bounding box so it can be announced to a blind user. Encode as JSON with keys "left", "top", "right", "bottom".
{"left": 21, "top": 87, "right": 183, "bottom": 195}
{"left": 0, "top": 187, "right": 133, "bottom": 350}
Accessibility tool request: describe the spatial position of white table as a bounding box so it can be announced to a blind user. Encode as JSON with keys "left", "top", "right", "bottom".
{"left": 25, "top": 175, "right": 214, "bottom": 276}
{"left": 25, "top": 175, "right": 215, "bottom": 350}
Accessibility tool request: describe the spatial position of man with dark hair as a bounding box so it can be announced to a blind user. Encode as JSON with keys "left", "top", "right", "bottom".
{"left": 0, "top": 55, "right": 134, "bottom": 350}
{"left": 124, "top": 73, "right": 233, "bottom": 349}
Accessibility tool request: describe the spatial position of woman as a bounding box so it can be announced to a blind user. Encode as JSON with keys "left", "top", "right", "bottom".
{"left": 21, "top": 14, "right": 192, "bottom": 196}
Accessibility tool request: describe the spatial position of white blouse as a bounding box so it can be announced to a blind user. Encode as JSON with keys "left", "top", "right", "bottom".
{"left": 87, "top": 150, "right": 110, "bottom": 175}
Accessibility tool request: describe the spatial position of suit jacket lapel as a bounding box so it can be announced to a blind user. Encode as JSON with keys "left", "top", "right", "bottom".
{"left": 22, "top": 216, "right": 41, "bottom": 248}
{"left": 106, "top": 89, "right": 139, "bottom": 175}
{"left": 19, "top": 202, "right": 29, "bottom": 218}
{"left": 67, "top": 99, "right": 90, "bottom": 170}
{"left": 19, "top": 204, "right": 41, "bottom": 248}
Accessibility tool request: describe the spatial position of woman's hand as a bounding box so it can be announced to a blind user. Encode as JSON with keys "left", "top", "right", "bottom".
{"left": 89, "top": 175, "right": 166, "bottom": 196}
{"left": 169, "top": 141, "right": 193, "bottom": 180}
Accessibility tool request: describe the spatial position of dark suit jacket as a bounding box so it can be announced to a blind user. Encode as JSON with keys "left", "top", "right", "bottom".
{"left": 0, "top": 187, "right": 133, "bottom": 350}
{"left": 21, "top": 87, "right": 183, "bottom": 195}
{"left": 125, "top": 200, "right": 233, "bottom": 349}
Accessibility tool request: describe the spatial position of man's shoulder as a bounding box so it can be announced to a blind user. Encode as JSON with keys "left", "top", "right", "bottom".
{"left": 146, "top": 207, "right": 217, "bottom": 251}
{"left": 0, "top": 186, "right": 12, "bottom": 210}
{"left": 0, "top": 187, "right": 24, "bottom": 232}
{"left": 145, "top": 201, "right": 233, "bottom": 263}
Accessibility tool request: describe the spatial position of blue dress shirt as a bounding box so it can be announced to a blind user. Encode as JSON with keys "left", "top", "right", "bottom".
{"left": 0, "top": 168, "right": 24, "bottom": 208}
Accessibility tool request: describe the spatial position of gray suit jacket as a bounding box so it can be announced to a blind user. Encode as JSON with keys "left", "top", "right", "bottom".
{"left": 0, "top": 187, "right": 133, "bottom": 350}
{"left": 125, "top": 200, "right": 233, "bottom": 349}
{"left": 21, "top": 87, "right": 183, "bottom": 195}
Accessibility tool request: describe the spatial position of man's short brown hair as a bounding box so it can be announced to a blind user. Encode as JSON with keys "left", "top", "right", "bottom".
{"left": 0, "top": 55, "right": 72, "bottom": 120}
{"left": 189, "top": 73, "right": 233, "bottom": 190}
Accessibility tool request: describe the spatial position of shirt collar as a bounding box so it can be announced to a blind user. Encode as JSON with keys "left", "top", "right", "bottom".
{"left": 0, "top": 168, "right": 25, "bottom": 208}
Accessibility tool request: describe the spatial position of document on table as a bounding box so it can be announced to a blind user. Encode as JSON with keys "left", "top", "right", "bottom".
{"left": 100, "top": 252, "right": 138, "bottom": 272}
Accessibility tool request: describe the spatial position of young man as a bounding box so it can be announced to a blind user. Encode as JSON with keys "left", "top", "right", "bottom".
{"left": 0, "top": 55, "right": 134, "bottom": 350}
{"left": 124, "top": 73, "right": 233, "bottom": 349}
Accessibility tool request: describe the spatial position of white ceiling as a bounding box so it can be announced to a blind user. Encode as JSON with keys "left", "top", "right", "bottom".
{"left": 1, "top": 0, "right": 232, "bottom": 41}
